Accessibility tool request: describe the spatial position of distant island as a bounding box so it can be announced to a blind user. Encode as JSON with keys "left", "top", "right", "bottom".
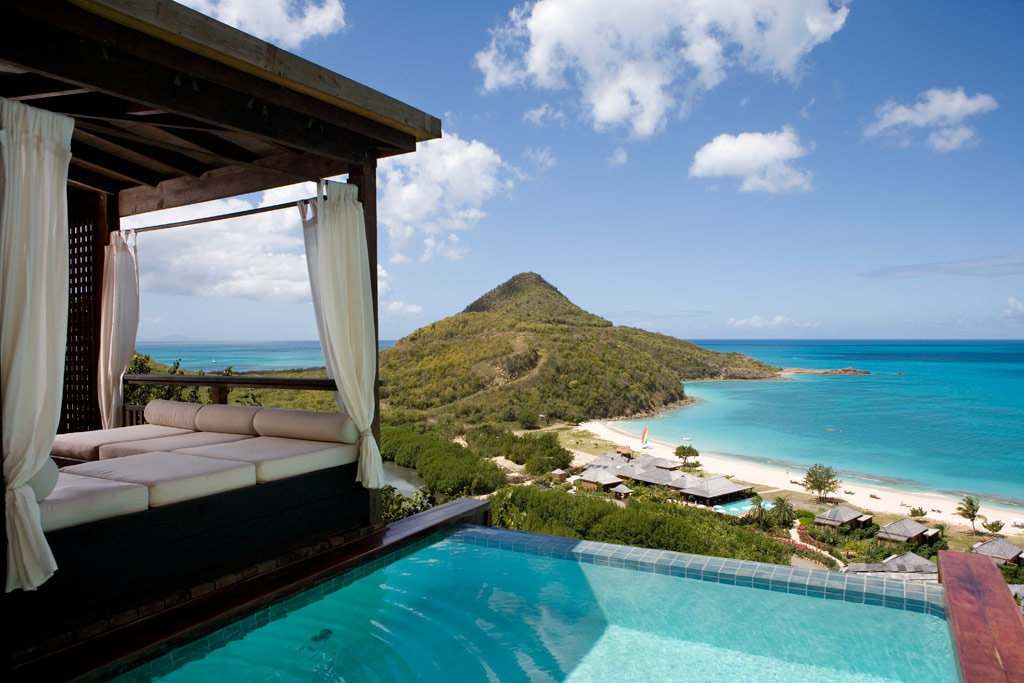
{"left": 380, "top": 272, "right": 779, "bottom": 425}
{"left": 783, "top": 367, "right": 870, "bottom": 375}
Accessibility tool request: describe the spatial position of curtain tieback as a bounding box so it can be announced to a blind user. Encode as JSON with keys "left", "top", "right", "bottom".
{"left": 359, "top": 428, "right": 373, "bottom": 442}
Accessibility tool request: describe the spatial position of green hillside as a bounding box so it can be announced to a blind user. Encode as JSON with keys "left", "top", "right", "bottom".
{"left": 380, "top": 273, "right": 778, "bottom": 424}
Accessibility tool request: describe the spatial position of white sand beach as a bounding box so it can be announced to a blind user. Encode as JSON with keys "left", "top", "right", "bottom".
{"left": 580, "top": 420, "right": 1024, "bottom": 538}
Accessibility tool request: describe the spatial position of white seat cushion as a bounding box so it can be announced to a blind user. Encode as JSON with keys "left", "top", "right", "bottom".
{"left": 40, "top": 473, "right": 149, "bottom": 532}
{"left": 99, "top": 432, "right": 255, "bottom": 460}
{"left": 63, "top": 452, "right": 256, "bottom": 507}
{"left": 176, "top": 437, "right": 357, "bottom": 483}
{"left": 51, "top": 424, "right": 194, "bottom": 461}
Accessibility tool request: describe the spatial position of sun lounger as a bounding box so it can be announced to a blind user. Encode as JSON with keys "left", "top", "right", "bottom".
{"left": 62, "top": 452, "right": 257, "bottom": 507}
{"left": 39, "top": 473, "right": 149, "bottom": 532}
{"left": 50, "top": 400, "right": 203, "bottom": 461}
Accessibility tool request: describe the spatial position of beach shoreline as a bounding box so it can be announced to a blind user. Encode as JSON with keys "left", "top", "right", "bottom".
{"left": 580, "top": 419, "right": 1024, "bottom": 538}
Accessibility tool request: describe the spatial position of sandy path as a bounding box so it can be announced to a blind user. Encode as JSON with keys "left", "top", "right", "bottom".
{"left": 579, "top": 421, "right": 1024, "bottom": 538}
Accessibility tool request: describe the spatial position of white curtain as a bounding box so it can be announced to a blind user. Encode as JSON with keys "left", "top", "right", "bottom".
{"left": 298, "top": 180, "right": 382, "bottom": 488}
{"left": 98, "top": 230, "right": 139, "bottom": 429}
{"left": 0, "top": 97, "right": 74, "bottom": 591}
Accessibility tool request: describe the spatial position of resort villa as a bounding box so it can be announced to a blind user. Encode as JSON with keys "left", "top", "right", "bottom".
{"left": 814, "top": 504, "right": 874, "bottom": 530}
{"left": 876, "top": 518, "right": 942, "bottom": 547}
{"left": 972, "top": 538, "right": 1024, "bottom": 567}
{"left": 2, "top": 1, "right": 1023, "bottom": 682}
{"left": 580, "top": 452, "right": 753, "bottom": 506}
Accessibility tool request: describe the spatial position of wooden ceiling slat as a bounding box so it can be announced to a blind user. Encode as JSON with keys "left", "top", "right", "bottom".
{"left": 0, "top": 72, "right": 89, "bottom": 100}
{"left": 70, "top": 140, "right": 168, "bottom": 187}
{"left": 67, "top": 165, "right": 132, "bottom": 194}
{"left": 74, "top": 122, "right": 215, "bottom": 178}
{"left": 158, "top": 129, "right": 263, "bottom": 164}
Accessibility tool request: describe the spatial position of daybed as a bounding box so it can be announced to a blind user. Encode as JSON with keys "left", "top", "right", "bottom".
{"left": 10, "top": 401, "right": 373, "bottom": 645}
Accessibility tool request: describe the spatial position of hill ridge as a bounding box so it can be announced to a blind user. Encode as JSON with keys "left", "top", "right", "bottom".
{"left": 382, "top": 273, "right": 778, "bottom": 424}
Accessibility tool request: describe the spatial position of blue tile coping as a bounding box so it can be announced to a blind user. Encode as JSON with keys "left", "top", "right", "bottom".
{"left": 118, "top": 523, "right": 946, "bottom": 681}
{"left": 446, "top": 525, "right": 946, "bottom": 619}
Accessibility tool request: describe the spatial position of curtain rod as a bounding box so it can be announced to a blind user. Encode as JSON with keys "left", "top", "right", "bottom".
{"left": 124, "top": 196, "right": 318, "bottom": 233}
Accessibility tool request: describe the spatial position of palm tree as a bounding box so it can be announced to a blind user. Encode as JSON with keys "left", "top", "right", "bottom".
{"left": 982, "top": 519, "right": 1004, "bottom": 535}
{"left": 770, "top": 495, "right": 797, "bottom": 529}
{"left": 747, "top": 495, "right": 770, "bottom": 530}
{"left": 934, "top": 522, "right": 947, "bottom": 538}
{"left": 956, "top": 495, "right": 982, "bottom": 534}
{"left": 842, "top": 539, "right": 868, "bottom": 560}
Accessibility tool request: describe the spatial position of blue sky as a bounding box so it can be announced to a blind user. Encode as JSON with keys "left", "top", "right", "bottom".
{"left": 129, "top": 0, "right": 1024, "bottom": 341}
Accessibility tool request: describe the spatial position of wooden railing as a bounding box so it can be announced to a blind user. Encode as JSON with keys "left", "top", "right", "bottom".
{"left": 122, "top": 374, "right": 336, "bottom": 424}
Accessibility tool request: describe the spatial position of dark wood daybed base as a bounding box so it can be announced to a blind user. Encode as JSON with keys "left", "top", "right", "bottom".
{"left": 6, "top": 462, "right": 373, "bottom": 664}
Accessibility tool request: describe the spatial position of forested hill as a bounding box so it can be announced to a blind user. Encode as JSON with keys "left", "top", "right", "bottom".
{"left": 379, "top": 272, "right": 779, "bottom": 425}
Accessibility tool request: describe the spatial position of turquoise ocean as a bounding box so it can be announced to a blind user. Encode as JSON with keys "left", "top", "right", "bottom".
{"left": 619, "top": 341, "right": 1024, "bottom": 507}
{"left": 136, "top": 339, "right": 1024, "bottom": 505}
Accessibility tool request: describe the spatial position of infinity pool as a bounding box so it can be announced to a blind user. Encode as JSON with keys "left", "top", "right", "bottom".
{"left": 118, "top": 526, "right": 955, "bottom": 682}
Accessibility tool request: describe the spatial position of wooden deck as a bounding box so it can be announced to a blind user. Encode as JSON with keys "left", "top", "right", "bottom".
{"left": 10, "top": 497, "right": 490, "bottom": 682}
{"left": 939, "top": 550, "right": 1024, "bottom": 682}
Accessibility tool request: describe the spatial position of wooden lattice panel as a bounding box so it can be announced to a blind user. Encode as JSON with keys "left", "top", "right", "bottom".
{"left": 59, "top": 204, "right": 102, "bottom": 433}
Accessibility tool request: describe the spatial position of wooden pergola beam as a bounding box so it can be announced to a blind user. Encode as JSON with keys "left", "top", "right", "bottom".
{"left": 118, "top": 151, "right": 353, "bottom": 216}
{"left": 74, "top": 123, "right": 214, "bottom": 178}
{"left": 0, "top": 4, "right": 403, "bottom": 164}
{"left": 67, "top": 165, "right": 132, "bottom": 195}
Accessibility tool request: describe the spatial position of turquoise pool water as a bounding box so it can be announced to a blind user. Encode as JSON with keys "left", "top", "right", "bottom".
{"left": 717, "top": 498, "right": 775, "bottom": 516}
{"left": 119, "top": 527, "right": 955, "bottom": 682}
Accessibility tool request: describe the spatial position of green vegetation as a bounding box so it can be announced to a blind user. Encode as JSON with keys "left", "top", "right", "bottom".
{"left": 380, "top": 485, "right": 431, "bottom": 524}
{"left": 380, "top": 273, "right": 778, "bottom": 425}
{"left": 490, "top": 486, "right": 792, "bottom": 565}
{"left": 674, "top": 444, "right": 698, "bottom": 466}
{"left": 956, "top": 495, "right": 982, "bottom": 534}
{"left": 805, "top": 521, "right": 950, "bottom": 562}
{"left": 981, "top": 518, "right": 1004, "bottom": 534}
{"left": 464, "top": 425, "right": 572, "bottom": 475}
{"left": 379, "top": 425, "right": 506, "bottom": 500}
{"left": 801, "top": 463, "right": 841, "bottom": 503}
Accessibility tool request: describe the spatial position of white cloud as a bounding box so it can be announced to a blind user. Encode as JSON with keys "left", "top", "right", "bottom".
{"left": 179, "top": 0, "right": 345, "bottom": 50}
{"left": 799, "top": 97, "right": 815, "bottom": 118}
{"left": 862, "top": 254, "right": 1024, "bottom": 279}
{"left": 607, "top": 146, "right": 628, "bottom": 168}
{"left": 727, "top": 315, "right": 818, "bottom": 329}
{"left": 1001, "top": 297, "right": 1024, "bottom": 319}
{"left": 378, "top": 132, "right": 512, "bottom": 263}
{"left": 124, "top": 185, "right": 314, "bottom": 302}
{"left": 689, "top": 126, "right": 813, "bottom": 193}
{"left": 386, "top": 301, "right": 423, "bottom": 317}
{"left": 477, "top": 0, "right": 848, "bottom": 139}
{"left": 525, "top": 146, "right": 557, "bottom": 169}
{"left": 864, "top": 87, "right": 997, "bottom": 152}
{"left": 523, "top": 103, "right": 565, "bottom": 125}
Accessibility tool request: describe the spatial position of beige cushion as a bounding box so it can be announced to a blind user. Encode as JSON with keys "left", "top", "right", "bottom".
{"left": 51, "top": 424, "right": 194, "bottom": 461}
{"left": 176, "top": 437, "right": 357, "bottom": 483}
{"left": 63, "top": 452, "right": 256, "bottom": 507}
{"left": 253, "top": 407, "right": 359, "bottom": 444}
{"left": 195, "top": 404, "right": 262, "bottom": 435}
{"left": 99, "top": 432, "right": 254, "bottom": 460}
{"left": 40, "top": 473, "right": 149, "bottom": 532}
{"left": 144, "top": 400, "right": 203, "bottom": 430}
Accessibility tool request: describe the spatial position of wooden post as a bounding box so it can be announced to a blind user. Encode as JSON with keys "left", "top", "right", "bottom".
{"left": 209, "top": 386, "right": 229, "bottom": 404}
{"left": 347, "top": 161, "right": 382, "bottom": 525}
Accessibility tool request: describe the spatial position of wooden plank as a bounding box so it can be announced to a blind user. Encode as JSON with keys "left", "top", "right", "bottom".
{"left": 118, "top": 151, "right": 348, "bottom": 216}
{"left": 938, "top": 550, "right": 1024, "bottom": 682}
{"left": 71, "top": 139, "right": 167, "bottom": 187}
{"left": 67, "top": 165, "right": 131, "bottom": 194}
{"left": 158, "top": 128, "right": 263, "bottom": 164}
{"left": 0, "top": 8, "right": 378, "bottom": 165}
{"left": 71, "top": 0, "right": 442, "bottom": 142}
{"left": 0, "top": 72, "right": 89, "bottom": 100}
{"left": 73, "top": 123, "right": 213, "bottom": 178}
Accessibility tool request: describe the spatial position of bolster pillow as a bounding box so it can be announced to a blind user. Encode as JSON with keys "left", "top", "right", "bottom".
{"left": 195, "top": 404, "right": 262, "bottom": 435}
{"left": 143, "top": 400, "right": 203, "bottom": 431}
{"left": 253, "top": 407, "right": 359, "bottom": 444}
